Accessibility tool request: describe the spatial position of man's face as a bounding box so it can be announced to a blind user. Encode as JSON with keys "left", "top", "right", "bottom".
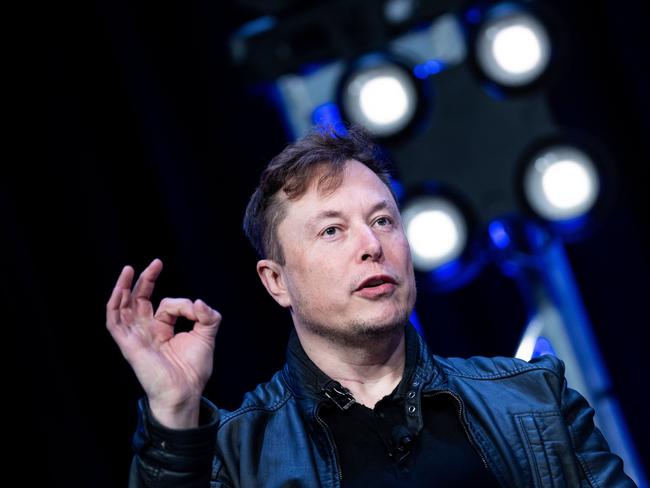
{"left": 273, "top": 159, "right": 417, "bottom": 346}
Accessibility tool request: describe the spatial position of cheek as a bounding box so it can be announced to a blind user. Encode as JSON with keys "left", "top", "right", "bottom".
{"left": 313, "top": 263, "right": 343, "bottom": 291}
{"left": 388, "top": 232, "right": 412, "bottom": 264}
{"left": 291, "top": 257, "right": 341, "bottom": 294}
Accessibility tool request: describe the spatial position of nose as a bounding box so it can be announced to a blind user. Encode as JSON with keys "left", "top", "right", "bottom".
{"left": 357, "top": 225, "right": 384, "bottom": 262}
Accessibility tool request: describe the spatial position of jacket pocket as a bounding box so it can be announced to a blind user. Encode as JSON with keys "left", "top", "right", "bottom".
{"left": 516, "top": 411, "right": 572, "bottom": 488}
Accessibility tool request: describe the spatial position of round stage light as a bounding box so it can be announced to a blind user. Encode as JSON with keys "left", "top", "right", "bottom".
{"left": 401, "top": 197, "right": 468, "bottom": 271}
{"left": 475, "top": 8, "right": 551, "bottom": 87}
{"left": 523, "top": 146, "right": 600, "bottom": 221}
{"left": 341, "top": 62, "right": 418, "bottom": 137}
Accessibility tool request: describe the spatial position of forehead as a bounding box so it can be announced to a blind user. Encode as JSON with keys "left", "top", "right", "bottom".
{"left": 282, "top": 159, "right": 397, "bottom": 225}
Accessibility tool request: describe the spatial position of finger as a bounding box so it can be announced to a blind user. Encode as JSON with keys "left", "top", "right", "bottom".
{"left": 106, "top": 265, "right": 134, "bottom": 329}
{"left": 153, "top": 297, "right": 197, "bottom": 326}
{"left": 192, "top": 299, "right": 222, "bottom": 339}
{"left": 131, "top": 258, "right": 163, "bottom": 305}
{"left": 119, "top": 288, "right": 131, "bottom": 309}
{"left": 107, "top": 265, "right": 134, "bottom": 311}
{"left": 119, "top": 289, "right": 135, "bottom": 326}
{"left": 108, "top": 290, "right": 133, "bottom": 343}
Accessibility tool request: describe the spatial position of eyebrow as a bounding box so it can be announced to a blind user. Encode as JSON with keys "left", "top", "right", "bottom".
{"left": 306, "top": 199, "right": 397, "bottom": 230}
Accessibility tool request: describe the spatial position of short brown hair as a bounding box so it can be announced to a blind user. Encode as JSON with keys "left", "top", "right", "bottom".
{"left": 243, "top": 124, "right": 397, "bottom": 264}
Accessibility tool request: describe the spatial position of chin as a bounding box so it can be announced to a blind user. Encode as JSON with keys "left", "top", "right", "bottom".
{"left": 365, "top": 300, "right": 410, "bottom": 324}
{"left": 343, "top": 318, "right": 405, "bottom": 347}
{"left": 354, "top": 307, "right": 409, "bottom": 334}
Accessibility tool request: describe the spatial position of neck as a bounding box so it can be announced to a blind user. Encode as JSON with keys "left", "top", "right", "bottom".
{"left": 294, "top": 324, "right": 406, "bottom": 409}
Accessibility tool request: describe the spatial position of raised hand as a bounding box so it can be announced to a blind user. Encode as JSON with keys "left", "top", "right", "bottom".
{"left": 106, "top": 258, "right": 221, "bottom": 428}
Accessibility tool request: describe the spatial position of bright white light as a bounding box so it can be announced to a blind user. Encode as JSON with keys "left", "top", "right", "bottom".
{"left": 476, "top": 10, "right": 550, "bottom": 87}
{"left": 408, "top": 211, "right": 458, "bottom": 259}
{"left": 524, "top": 146, "right": 600, "bottom": 221}
{"left": 515, "top": 316, "right": 543, "bottom": 360}
{"left": 401, "top": 197, "right": 467, "bottom": 271}
{"left": 542, "top": 160, "right": 593, "bottom": 209}
{"left": 342, "top": 63, "right": 417, "bottom": 137}
{"left": 492, "top": 25, "right": 542, "bottom": 74}
{"left": 359, "top": 76, "right": 409, "bottom": 125}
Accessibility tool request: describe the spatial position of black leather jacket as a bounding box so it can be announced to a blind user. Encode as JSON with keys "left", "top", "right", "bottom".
{"left": 128, "top": 324, "right": 636, "bottom": 487}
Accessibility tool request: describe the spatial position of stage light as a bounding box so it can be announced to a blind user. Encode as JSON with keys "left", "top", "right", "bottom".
{"left": 515, "top": 315, "right": 556, "bottom": 360}
{"left": 340, "top": 61, "right": 418, "bottom": 137}
{"left": 515, "top": 315, "right": 543, "bottom": 361}
{"left": 475, "top": 7, "right": 551, "bottom": 88}
{"left": 401, "top": 197, "right": 467, "bottom": 271}
{"left": 523, "top": 146, "right": 600, "bottom": 221}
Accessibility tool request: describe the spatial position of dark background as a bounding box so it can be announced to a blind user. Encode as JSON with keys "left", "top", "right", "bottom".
{"left": 33, "top": 0, "right": 650, "bottom": 485}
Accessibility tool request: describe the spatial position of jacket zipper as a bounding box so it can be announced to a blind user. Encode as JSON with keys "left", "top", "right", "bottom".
{"left": 424, "top": 390, "right": 490, "bottom": 470}
{"left": 315, "top": 404, "right": 344, "bottom": 483}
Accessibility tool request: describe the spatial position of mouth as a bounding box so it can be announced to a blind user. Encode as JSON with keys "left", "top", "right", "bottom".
{"left": 356, "top": 275, "right": 397, "bottom": 291}
{"left": 354, "top": 275, "right": 398, "bottom": 298}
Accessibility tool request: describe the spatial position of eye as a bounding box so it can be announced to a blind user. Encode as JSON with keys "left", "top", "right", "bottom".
{"left": 322, "top": 226, "right": 339, "bottom": 237}
{"left": 375, "top": 216, "right": 393, "bottom": 227}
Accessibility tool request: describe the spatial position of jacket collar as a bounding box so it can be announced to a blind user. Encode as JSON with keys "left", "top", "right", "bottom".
{"left": 282, "top": 321, "right": 439, "bottom": 410}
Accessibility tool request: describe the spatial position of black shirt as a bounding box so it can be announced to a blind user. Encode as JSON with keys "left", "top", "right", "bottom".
{"left": 319, "top": 327, "right": 501, "bottom": 487}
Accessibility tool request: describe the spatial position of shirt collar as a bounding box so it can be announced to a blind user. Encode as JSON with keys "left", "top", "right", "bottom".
{"left": 284, "top": 321, "right": 422, "bottom": 408}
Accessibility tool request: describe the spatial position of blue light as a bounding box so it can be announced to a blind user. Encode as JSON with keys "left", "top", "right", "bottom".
{"left": 234, "top": 15, "right": 277, "bottom": 39}
{"left": 488, "top": 220, "right": 511, "bottom": 249}
{"left": 465, "top": 7, "right": 482, "bottom": 25}
{"left": 551, "top": 214, "right": 590, "bottom": 237}
{"left": 424, "top": 59, "right": 445, "bottom": 74}
{"left": 311, "top": 103, "right": 347, "bottom": 135}
{"left": 390, "top": 179, "right": 405, "bottom": 202}
{"left": 413, "top": 59, "right": 447, "bottom": 79}
{"left": 299, "top": 62, "right": 325, "bottom": 77}
{"left": 409, "top": 309, "right": 425, "bottom": 337}
{"left": 429, "top": 258, "right": 462, "bottom": 283}
{"left": 414, "top": 65, "right": 429, "bottom": 79}
{"left": 532, "top": 336, "right": 556, "bottom": 358}
{"left": 422, "top": 256, "right": 484, "bottom": 292}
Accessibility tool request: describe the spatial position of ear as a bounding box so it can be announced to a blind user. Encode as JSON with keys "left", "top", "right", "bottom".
{"left": 256, "top": 259, "right": 292, "bottom": 308}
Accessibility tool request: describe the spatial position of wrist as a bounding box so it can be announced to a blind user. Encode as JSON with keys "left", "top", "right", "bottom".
{"left": 148, "top": 398, "right": 202, "bottom": 429}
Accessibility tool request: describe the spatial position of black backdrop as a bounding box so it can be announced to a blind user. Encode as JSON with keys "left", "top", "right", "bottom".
{"left": 34, "top": 0, "right": 650, "bottom": 485}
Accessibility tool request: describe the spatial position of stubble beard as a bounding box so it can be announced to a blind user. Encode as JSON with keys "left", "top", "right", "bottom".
{"left": 293, "top": 299, "right": 412, "bottom": 348}
{"left": 289, "top": 272, "right": 417, "bottom": 348}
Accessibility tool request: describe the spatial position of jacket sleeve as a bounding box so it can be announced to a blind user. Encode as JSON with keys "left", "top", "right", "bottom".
{"left": 548, "top": 357, "right": 638, "bottom": 487}
{"left": 128, "top": 396, "right": 224, "bottom": 488}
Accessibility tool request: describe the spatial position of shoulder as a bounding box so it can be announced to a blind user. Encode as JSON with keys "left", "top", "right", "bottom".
{"left": 434, "top": 353, "right": 566, "bottom": 384}
{"left": 431, "top": 354, "right": 569, "bottom": 410}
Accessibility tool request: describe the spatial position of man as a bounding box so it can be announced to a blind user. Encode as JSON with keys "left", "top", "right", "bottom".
{"left": 107, "top": 125, "right": 635, "bottom": 487}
